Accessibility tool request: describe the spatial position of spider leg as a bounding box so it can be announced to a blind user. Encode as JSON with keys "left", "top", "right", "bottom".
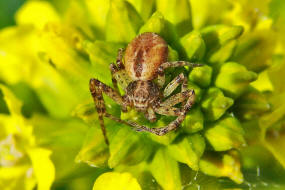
{"left": 110, "top": 48, "right": 132, "bottom": 90}
{"left": 137, "top": 90, "right": 196, "bottom": 135}
{"left": 157, "top": 72, "right": 165, "bottom": 89}
{"left": 154, "top": 106, "right": 181, "bottom": 116}
{"left": 163, "top": 73, "right": 185, "bottom": 97}
{"left": 154, "top": 89, "right": 194, "bottom": 116}
{"left": 145, "top": 107, "right": 157, "bottom": 122}
{"left": 160, "top": 90, "right": 194, "bottom": 107}
{"left": 157, "top": 61, "right": 202, "bottom": 89}
{"left": 116, "top": 48, "right": 125, "bottom": 69}
{"left": 110, "top": 63, "right": 120, "bottom": 92}
{"left": 160, "top": 61, "right": 203, "bottom": 70}
{"left": 89, "top": 78, "right": 127, "bottom": 144}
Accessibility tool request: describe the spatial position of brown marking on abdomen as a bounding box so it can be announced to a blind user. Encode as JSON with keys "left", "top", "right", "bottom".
{"left": 125, "top": 32, "right": 168, "bottom": 81}
{"left": 134, "top": 49, "right": 144, "bottom": 77}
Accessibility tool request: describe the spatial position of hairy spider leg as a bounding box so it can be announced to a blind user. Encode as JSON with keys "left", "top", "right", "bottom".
{"left": 110, "top": 63, "right": 120, "bottom": 93}
{"left": 154, "top": 89, "right": 194, "bottom": 116}
{"left": 136, "top": 90, "right": 195, "bottom": 135}
{"left": 153, "top": 72, "right": 190, "bottom": 116}
{"left": 96, "top": 90, "right": 194, "bottom": 136}
{"left": 163, "top": 73, "right": 185, "bottom": 97}
{"left": 157, "top": 61, "right": 202, "bottom": 89}
{"left": 110, "top": 48, "right": 132, "bottom": 90}
{"left": 160, "top": 90, "right": 193, "bottom": 108}
{"left": 89, "top": 78, "right": 127, "bottom": 144}
{"left": 145, "top": 107, "right": 157, "bottom": 122}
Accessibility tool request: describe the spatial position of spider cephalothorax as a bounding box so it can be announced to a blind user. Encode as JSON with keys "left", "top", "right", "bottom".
{"left": 90, "top": 32, "right": 201, "bottom": 144}
{"left": 125, "top": 80, "right": 160, "bottom": 112}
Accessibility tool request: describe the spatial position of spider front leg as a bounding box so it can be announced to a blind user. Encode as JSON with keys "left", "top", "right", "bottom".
{"left": 145, "top": 107, "right": 156, "bottom": 122}
{"left": 157, "top": 61, "right": 202, "bottom": 89}
{"left": 89, "top": 78, "right": 128, "bottom": 144}
{"left": 154, "top": 89, "right": 194, "bottom": 116}
{"left": 163, "top": 73, "right": 187, "bottom": 97}
{"left": 110, "top": 48, "right": 132, "bottom": 90}
{"left": 137, "top": 90, "right": 196, "bottom": 135}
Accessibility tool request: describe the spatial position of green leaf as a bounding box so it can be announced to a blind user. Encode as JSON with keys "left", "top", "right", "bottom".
{"left": 156, "top": 0, "right": 192, "bottom": 36}
{"left": 63, "top": 1, "right": 95, "bottom": 39}
{"left": 106, "top": 0, "right": 144, "bottom": 43}
{"left": 190, "top": 0, "right": 231, "bottom": 29}
{"left": 269, "top": 0, "right": 285, "bottom": 22}
{"left": 75, "top": 127, "right": 109, "bottom": 167}
{"left": 201, "top": 87, "right": 234, "bottom": 121}
{"left": 0, "top": 85, "right": 22, "bottom": 116}
{"left": 180, "top": 30, "right": 206, "bottom": 61}
{"left": 267, "top": 54, "right": 285, "bottom": 93}
{"left": 232, "top": 30, "right": 276, "bottom": 72}
{"left": 93, "top": 172, "right": 142, "bottom": 190}
{"left": 84, "top": 0, "right": 110, "bottom": 34}
{"left": 199, "top": 151, "right": 244, "bottom": 184}
{"left": 215, "top": 62, "right": 258, "bottom": 99}
{"left": 189, "top": 65, "right": 212, "bottom": 88}
{"left": 259, "top": 97, "right": 285, "bottom": 134}
{"left": 205, "top": 115, "right": 246, "bottom": 151}
{"left": 0, "top": 25, "right": 84, "bottom": 118}
{"left": 167, "top": 134, "right": 205, "bottom": 170}
{"left": 108, "top": 126, "right": 152, "bottom": 168}
{"left": 29, "top": 114, "right": 89, "bottom": 181}
{"left": 27, "top": 148, "right": 55, "bottom": 190}
{"left": 83, "top": 40, "right": 123, "bottom": 86}
{"left": 263, "top": 129, "right": 285, "bottom": 168}
{"left": 150, "top": 148, "right": 181, "bottom": 190}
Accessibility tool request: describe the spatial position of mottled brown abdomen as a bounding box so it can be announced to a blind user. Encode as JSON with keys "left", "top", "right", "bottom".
{"left": 124, "top": 32, "right": 168, "bottom": 80}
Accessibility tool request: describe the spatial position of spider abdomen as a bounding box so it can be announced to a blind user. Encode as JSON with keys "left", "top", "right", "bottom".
{"left": 124, "top": 32, "right": 168, "bottom": 81}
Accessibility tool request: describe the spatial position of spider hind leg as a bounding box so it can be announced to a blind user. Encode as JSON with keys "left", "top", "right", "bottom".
{"left": 89, "top": 78, "right": 128, "bottom": 145}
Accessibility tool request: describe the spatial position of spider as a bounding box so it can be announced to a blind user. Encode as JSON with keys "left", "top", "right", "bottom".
{"left": 89, "top": 32, "right": 201, "bottom": 144}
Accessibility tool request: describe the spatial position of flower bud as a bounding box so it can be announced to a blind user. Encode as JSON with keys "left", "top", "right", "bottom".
{"left": 215, "top": 62, "right": 258, "bottom": 99}
{"left": 75, "top": 127, "right": 109, "bottom": 167}
{"left": 199, "top": 150, "right": 244, "bottom": 184}
{"left": 180, "top": 31, "right": 206, "bottom": 61}
{"left": 139, "top": 12, "right": 180, "bottom": 49}
{"left": 187, "top": 81, "right": 204, "bottom": 103}
{"left": 126, "top": 0, "right": 154, "bottom": 21}
{"left": 201, "top": 25, "right": 243, "bottom": 47}
{"left": 205, "top": 115, "right": 246, "bottom": 151}
{"left": 189, "top": 65, "right": 212, "bottom": 88}
{"left": 201, "top": 88, "right": 234, "bottom": 121}
{"left": 108, "top": 127, "right": 152, "bottom": 168}
{"left": 183, "top": 107, "right": 204, "bottom": 134}
{"left": 167, "top": 134, "right": 205, "bottom": 170}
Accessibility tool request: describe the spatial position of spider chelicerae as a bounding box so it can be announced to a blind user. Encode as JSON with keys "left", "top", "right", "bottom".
{"left": 89, "top": 32, "right": 201, "bottom": 144}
